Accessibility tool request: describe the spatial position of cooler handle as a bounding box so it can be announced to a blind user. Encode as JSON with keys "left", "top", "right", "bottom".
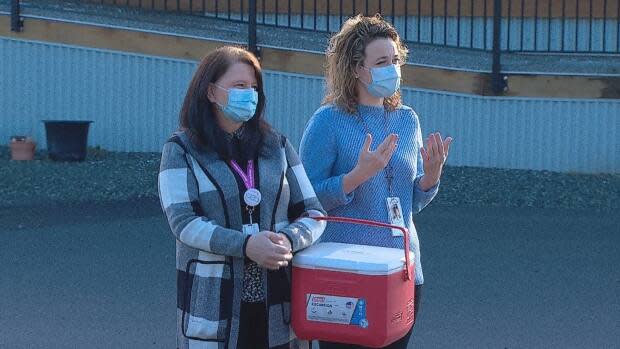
{"left": 311, "top": 216, "right": 412, "bottom": 281}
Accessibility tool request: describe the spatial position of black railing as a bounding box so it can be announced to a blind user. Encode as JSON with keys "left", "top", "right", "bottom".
{"left": 81, "top": 0, "right": 620, "bottom": 54}
{"left": 8, "top": 0, "right": 620, "bottom": 92}
{"left": 10, "top": 0, "right": 23, "bottom": 32}
{"left": 503, "top": 0, "right": 620, "bottom": 52}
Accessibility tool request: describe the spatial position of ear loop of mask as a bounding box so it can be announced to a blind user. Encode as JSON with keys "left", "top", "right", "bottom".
{"left": 211, "top": 83, "right": 226, "bottom": 109}
{"left": 357, "top": 65, "right": 373, "bottom": 87}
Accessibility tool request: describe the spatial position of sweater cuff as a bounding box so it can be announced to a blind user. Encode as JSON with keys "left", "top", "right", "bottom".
{"left": 242, "top": 234, "right": 252, "bottom": 258}
{"left": 334, "top": 173, "right": 355, "bottom": 206}
{"left": 278, "top": 232, "right": 295, "bottom": 251}
{"left": 414, "top": 178, "right": 440, "bottom": 199}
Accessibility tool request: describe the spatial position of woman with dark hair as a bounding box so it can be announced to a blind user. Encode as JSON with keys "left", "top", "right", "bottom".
{"left": 300, "top": 15, "right": 453, "bottom": 349}
{"left": 158, "top": 46, "right": 326, "bottom": 349}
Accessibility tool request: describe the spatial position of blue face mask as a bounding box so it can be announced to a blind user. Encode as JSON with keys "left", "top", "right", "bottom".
{"left": 361, "top": 64, "right": 401, "bottom": 98}
{"left": 214, "top": 85, "right": 258, "bottom": 123}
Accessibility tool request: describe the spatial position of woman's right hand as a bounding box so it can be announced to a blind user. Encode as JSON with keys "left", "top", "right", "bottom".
{"left": 245, "top": 231, "right": 293, "bottom": 270}
{"left": 343, "top": 133, "right": 398, "bottom": 194}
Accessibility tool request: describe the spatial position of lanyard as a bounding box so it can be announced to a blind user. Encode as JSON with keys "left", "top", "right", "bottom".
{"left": 229, "top": 160, "right": 255, "bottom": 190}
{"left": 357, "top": 110, "right": 395, "bottom": 196}
{"left": 229, "top": 159, "right": 259, "bottom": 224}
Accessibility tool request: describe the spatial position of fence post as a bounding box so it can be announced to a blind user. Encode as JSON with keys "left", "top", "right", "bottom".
{"left": 491, "top": 0, "right": 507, "bottom": 94}
{"left": 248, "top": 0, "right": 259, "bottom": 58}
{"left": 11, "top": 0, "right": 23, "bottom": 32}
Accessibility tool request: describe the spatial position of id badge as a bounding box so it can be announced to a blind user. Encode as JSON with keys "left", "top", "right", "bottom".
{"left": 386, "top": 197, "right": 406, "bottom": 237}
{"left": 242, "top": 223, "right": 260, "bottom": 235}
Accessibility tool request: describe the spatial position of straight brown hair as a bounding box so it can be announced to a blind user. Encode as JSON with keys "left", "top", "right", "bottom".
{"left": 179, "top": 46, "right": 270, "bottom": 160}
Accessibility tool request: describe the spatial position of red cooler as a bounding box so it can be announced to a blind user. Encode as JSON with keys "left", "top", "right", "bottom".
{"left": 292, "top": 217, "right": 415, "bottom": 348}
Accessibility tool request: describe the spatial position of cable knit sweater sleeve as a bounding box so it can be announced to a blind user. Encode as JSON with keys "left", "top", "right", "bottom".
{"left": 299, "top": 108, "right": 355, "bottom": 211}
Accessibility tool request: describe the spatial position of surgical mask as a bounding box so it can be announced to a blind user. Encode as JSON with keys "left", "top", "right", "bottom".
{"left": 214, "top": 84, "right": 258, "bottom": 122}
{"left": 361, "top": 64, "right": 401, "bottom": 98}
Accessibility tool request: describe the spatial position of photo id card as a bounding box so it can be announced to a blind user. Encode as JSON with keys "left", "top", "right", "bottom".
{"left": 386, "top": 197, "right": 405, "bottom": 237}
{"left": 242, "top": 223, "right": 260, "bottom": 235}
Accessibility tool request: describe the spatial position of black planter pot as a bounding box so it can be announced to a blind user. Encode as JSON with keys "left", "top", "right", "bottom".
{"left": 43, "top": 120, "right": 93, "bottom": 162}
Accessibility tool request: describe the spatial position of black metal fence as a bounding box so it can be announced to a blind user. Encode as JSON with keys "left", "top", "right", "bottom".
{"left": 11, "top": 1, "right": 619, "bottom": 54}
{"left": 10, "top": 0, "right": 23, "bottom": 32}
{"left": 7, "top": 0, "right": 618, "bottom": 93}
{"left": 61, "top": 0, "right": 620, "bottom": 54}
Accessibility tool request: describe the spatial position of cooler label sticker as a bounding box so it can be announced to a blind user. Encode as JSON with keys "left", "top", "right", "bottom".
{"left": 306, "top": 294, "right": 368, "bottom": 328}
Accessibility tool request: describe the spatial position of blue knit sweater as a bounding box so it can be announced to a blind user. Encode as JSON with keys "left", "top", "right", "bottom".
{"left": 299, "top": 104, "right": 439, "bottom": 285}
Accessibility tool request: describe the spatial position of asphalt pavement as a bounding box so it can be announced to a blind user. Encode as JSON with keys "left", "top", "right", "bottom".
{"left": 1, "top": 199, "right": 618, "bottom": 348}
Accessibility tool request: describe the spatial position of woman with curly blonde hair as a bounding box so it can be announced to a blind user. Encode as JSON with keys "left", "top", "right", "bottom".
{"left": 299, "top": 15, "right": 453, "bottom": 349}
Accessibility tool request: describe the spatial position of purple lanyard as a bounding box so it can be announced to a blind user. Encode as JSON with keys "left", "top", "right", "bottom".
{"left": 229, "top": 160, "right": 255, "bottom": 190}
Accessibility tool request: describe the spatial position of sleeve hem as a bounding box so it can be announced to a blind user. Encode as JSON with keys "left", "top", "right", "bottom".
{"left": 242, "top": 234, "right": 252, "bottom": 258}
{"left": 279, "top": 231, "right": 295, "bottom": 251}
{"left": 335, "top": 173, "right": 355, "bottom": 206}
{"left": 278, "top": 229, "right": 299, "bottom": 252}
{"left": 414, "top": 178, "right": 440, "bottom": 205}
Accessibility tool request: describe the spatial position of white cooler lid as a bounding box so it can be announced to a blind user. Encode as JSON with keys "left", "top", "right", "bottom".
{"left": 293, "top": 242, "right": 414, "bottom": 275}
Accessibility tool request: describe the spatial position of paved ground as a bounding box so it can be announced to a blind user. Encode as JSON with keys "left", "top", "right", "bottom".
{"left": 1, "top": 199, "right": 618, "bottom": 348}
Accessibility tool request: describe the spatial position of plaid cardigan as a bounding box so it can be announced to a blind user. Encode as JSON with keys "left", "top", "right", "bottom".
{"left": 158, "top": 130, "right": 326, "bottom": 349}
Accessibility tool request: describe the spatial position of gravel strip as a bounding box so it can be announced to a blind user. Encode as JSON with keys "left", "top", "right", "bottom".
{"left": 434, "top": 165, "right": 619, "bottom": 211}
{"left": 1, "top": 146, "right": 618, "bottom": 211}
{"left": 0, "top": 146, "right": 160, "bottom": 207}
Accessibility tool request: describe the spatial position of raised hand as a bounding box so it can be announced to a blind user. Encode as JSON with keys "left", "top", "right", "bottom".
{"left": 419, "top": 132, "right": 452, "bottom": 191}
{"left": 343, "top": 133, "right": 398, "bottom": 194}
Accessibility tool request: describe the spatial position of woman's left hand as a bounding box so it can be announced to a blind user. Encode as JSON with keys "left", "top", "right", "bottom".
{"left": 419, "top": 132, "right": 453, "bottom": 191}
{"left": 270, "top": 233, "right": 292, "bottom": 253}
